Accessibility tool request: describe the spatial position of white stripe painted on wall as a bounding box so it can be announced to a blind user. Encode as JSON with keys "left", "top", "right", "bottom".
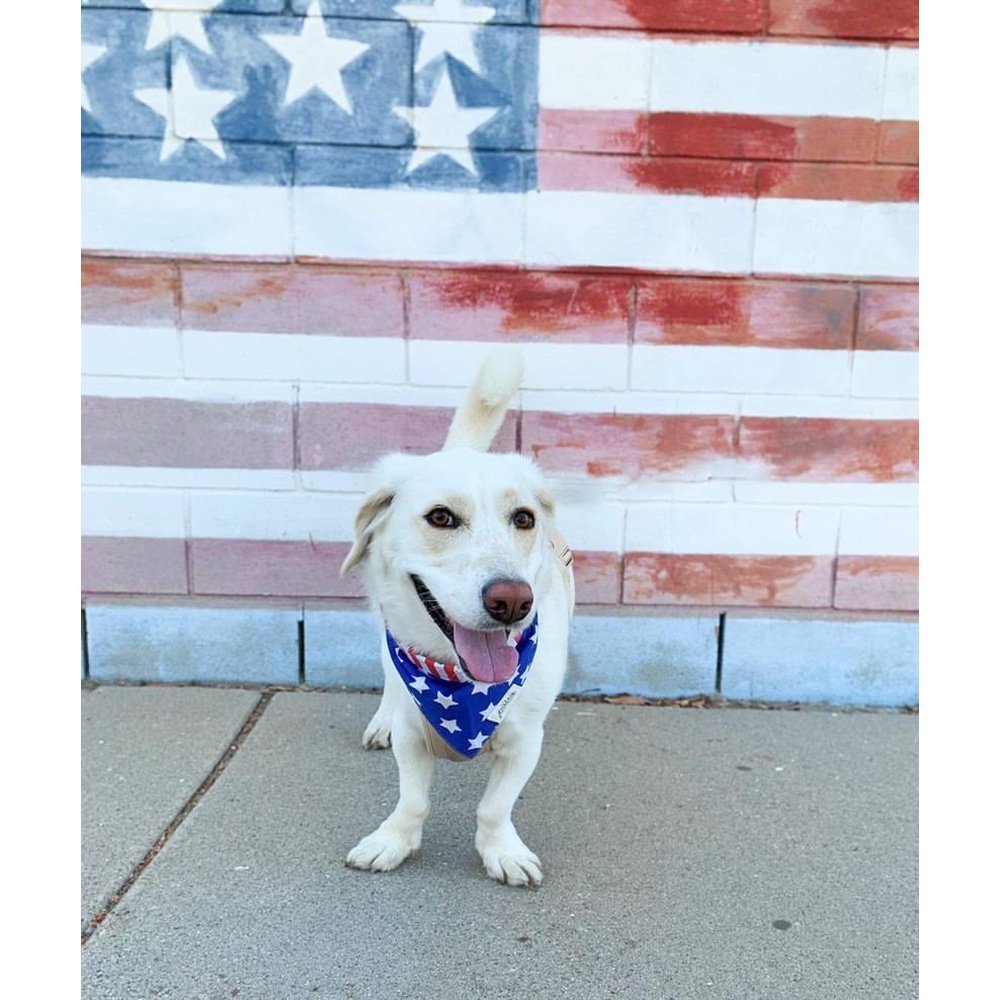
{"left": 82, "top": 325, "right": 182, "bottom": 377}
{"left": 84, "top": 179, "right": 917, "bottom": 279}
{"left": 754, "top": 199, "right": 918, "bottom": 279}
{"left": 539, "top": 34, "right": 915, "bottom": 119}
{"left": 850, "top": 350, "right": 919, "bottom": 400}
{"left": 625, "top": 503, "right": 842, "bottom": 556}
{"left": 81, "top": 467, "right": 917, "bottom": 512}
{"left": 182, "top": 331, "right": 407, "bottom": 383}
{"left": 538, "top": 32, "right": 653, "bottom": 110}
{"left": 293, "top": 186, "right": 525, "bottom": 264}
{"left": 81, "top": 374, "right": 920, "bottom": 420}
{"left": 82, "top": 485, "right": 917, "bottom": 556}
{"left": 631, "top": 344, "right": 853, "bottom": 397}
{"left": 82, "top": 177, "right": 293, "bottom": 257}
{"left": 408, "top": 340, "right": 630, "bottom": 391}
{"left": 189, "top": 491, "right": 359, "bottom": 541}
{"left": 82, "top": 488, "right": 187, "bottom": 538}
{"left": 881, "top": 47, "right": 919, "bottom": 121}
{"left": 648, "top": 39, "right": 889, "bottom": 117}
{"left": 524, "top": 191, "right": 755, "bottom": 272}
{"left": 839, "top": 507, "right": 919, "bottom": 556}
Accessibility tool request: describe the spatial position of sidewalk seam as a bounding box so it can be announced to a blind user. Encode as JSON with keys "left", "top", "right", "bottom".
{"left": 81, "top": 690, "right": 276, "bottom": 946}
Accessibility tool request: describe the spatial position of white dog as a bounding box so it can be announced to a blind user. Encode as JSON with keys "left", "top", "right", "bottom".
{"left": 341, "top": 348, "right": 574, "bottom": 887}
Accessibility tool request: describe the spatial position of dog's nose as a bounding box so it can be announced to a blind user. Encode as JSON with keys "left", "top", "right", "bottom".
{"left": 482, "top": 579, "right": 534, "bottom": 625}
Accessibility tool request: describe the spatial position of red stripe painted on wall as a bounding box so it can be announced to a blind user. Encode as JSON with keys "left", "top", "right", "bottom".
{"left": 81, "top": 258, "right": 178, "bottom": 327}
{"left": 82, "top": 399, "right": 918, "bottom": 482}
{"left": 634, "top": 277, "right": 856, "bottom": 349}
{"left": 857, "top": 285, "right": 919, "bottom": 350}
{"left": 82, "top": 537, "right": 188, "bottom": 595}
{"left": 83, "top": 258, "right": 918, "bottom": 354}
{"left": 647, "top": 112, "right": 879, "bottom": 163}
{"left": 766, "top": 0, "right": 918, "bottom": 41}
{"left": 407, "top": 271, "right": 631, "bottom": 344}
{"left": 623, "top": 553, "right": 834, "bottom": 607}
{"left": 180, "top": 265, "right": 405, "bottom": 336}
{"left": 833, "top": 555, "right": 918, "bottom": 612}
{"left": 541, "top": 0, "right": 917, "bottom": 40}
{"left": 540, "top": 1, "right": 767, "bottom": 34}
{"left": 82, "top": 397, "right": 294, "bottom": 469}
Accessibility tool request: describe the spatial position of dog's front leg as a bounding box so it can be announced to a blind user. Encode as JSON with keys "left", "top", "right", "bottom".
{"left": 475, "top": 721, "right": 545, "bottom": 887}
{"left": 346, "top": 714, "right": 434, "bottom": 873}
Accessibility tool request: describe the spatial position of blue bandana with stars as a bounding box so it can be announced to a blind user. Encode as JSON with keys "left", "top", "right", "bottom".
{"left": 385, "top": 616, "right": 539, "bottom": 760}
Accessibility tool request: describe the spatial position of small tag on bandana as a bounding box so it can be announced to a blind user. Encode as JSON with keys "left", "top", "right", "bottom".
{"left": 385, "top": 616, "right": 539, "bottom": 759}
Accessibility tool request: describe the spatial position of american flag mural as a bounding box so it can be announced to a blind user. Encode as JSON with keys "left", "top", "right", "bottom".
{"left": 81, "top": 1, "right": 918, "bottom": 686}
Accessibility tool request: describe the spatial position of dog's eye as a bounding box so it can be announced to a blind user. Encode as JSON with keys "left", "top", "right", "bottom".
{"left": 512, "top": 508, "right": 536, "bottom": 530}
{"left": 425, "top": 506, "right": 459, "bottom": 529}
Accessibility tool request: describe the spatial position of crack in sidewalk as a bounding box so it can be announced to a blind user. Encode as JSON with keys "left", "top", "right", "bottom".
{"left": 81, "top": 690, "right": 275, "bottom": 946}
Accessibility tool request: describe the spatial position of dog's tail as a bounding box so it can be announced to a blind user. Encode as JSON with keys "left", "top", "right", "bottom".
{"left": 443, "top": 347, "right": 524, "bottom": 451}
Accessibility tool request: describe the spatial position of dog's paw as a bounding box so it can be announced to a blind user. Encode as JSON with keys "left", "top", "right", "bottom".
{"left": 477, "top": 834, "right": 543, "bottom": 888}
{"left": 345, "top": 827, "right": 418, "bottom": 873}
{"left": 361, "top": 716, "right": 392, "bottom": 750}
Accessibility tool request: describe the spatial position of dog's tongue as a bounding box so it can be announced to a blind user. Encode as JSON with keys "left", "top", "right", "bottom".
{"left": 452, "top": 624, "right": 518, "bottom": 684}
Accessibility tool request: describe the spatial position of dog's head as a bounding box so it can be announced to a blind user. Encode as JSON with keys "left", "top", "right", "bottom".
{"left": 342, "top": 447, "right": 557, "bottom": 684}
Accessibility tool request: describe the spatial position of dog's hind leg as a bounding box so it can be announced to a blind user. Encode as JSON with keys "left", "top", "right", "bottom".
{"left": 362, "top": 644, "right": 404, "bottom": 749}
{"left": 347, "top": 712, "right": 435, "bottom": 873}
{"left": 475, "top": 720, "right": 546, "bottom": 887}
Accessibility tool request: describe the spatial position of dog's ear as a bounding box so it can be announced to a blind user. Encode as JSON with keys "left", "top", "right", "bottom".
{"left": 535, "top": 487, "right": 556, "bottom": 518}
{"left": 340, "top": 453, "right": 420, "bottom": 576}
{"left": 340, "top": 486, "right": 394, "bottom": 576}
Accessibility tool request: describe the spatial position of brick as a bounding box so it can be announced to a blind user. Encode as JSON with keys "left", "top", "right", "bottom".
{"left": 635, "top": 277, "right": 855, "bottom": 349}
{"left": 565, "top": 612, "right": 718, "bottom": 698}
{"left": 82, "top": 537, "right": 188, "bottom": 595}
{"left": 303, "top": 608, "right": 383, "bottom": 688}
{"left": 538, "top": 153, "right": 757, "bottom": 197}
{"left": 649, "top": 113, "right": 877, "bottom": 163}
{"left": 623, "top": 554, "right": 834, "bottom": 608}
{"left": 767, "top": 0, "right": 918, "bottom": 41}
{"left": 834, "top": 556, "right": 918, "bottom": 612}
{"left": 81, "top": 257, "right": 177, "bottom": 327}
{"left": 85, "top": 604, "right": 300, "bottom": 685}
{"left": 721, "top": 616, "right": 918, "bottom": 706}
{"left": 877, "top": 121, "right": 919, "bottom": 165}
{"left": 857, "top": 285, "right": 919, "bottom": 350}
{"left": 522, "top": 412, "right": 735, "bottom": 479}
{"left": 572, "top": 551, "right": 622, "bottom": 604}
{"left": 541, "top": 0, "right": 766, "bottom": 33}
{"left": 180, "top": 264, "right": 404, "bottom": 336}
{"left": 537, "top": 108, "right": 646, "bottom": 154}
{"left": 407, "top": 269, "right": 630, "bottom": 345}
{"left": 82, "top": 396, "right": 294, "bottom": 469}
{"left": 737, "top": 418, "right": 918, "bottom": 482}
{"left": 191, "top": 539, "right": 361, "bottom": 598}
{"left": 757, "top": 163, "right": 919, "bottom": 202}
{"left": 298, "top": 403, "right": 518, "bottom": 471}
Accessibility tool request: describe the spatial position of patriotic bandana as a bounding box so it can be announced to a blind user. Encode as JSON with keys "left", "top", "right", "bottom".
{"left": 385, "top": 616, "right": 539, "bottom": 760}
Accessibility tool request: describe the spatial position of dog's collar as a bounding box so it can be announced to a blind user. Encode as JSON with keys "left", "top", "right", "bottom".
{"left": 384, "top": 615, "right": 539, "bottom": 760}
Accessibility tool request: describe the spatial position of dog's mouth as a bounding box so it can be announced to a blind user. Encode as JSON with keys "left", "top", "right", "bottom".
{"left": 410, "top": 574, "right": 521, "bottom": 685}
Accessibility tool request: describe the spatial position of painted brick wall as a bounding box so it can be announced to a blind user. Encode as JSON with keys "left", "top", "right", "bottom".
{"left": 81, "top": 1, "right": 918, "bottom": 698}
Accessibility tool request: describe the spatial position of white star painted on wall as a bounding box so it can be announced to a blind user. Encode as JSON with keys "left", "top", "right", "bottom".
{"left": 140, "top": 1, "right": 224, "bottom": 55}
{"left": 260, "top": 0, "right": 370, "bottom": 113}
{"left": 394, "top": 0, "right": 495, "bottom": 75}
{"left": 134, "top": 53, "right": 238, "bottom": 161}
{"left": 394, "top": 67, "right": 499, "bottom": 176}
{"left": 82, "top": 42, "right": 108, "bottom": 113}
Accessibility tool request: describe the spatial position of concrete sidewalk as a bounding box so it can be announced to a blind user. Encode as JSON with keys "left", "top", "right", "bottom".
{"left": 81, "top": 686, "right": 917, "bottom": 1000}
